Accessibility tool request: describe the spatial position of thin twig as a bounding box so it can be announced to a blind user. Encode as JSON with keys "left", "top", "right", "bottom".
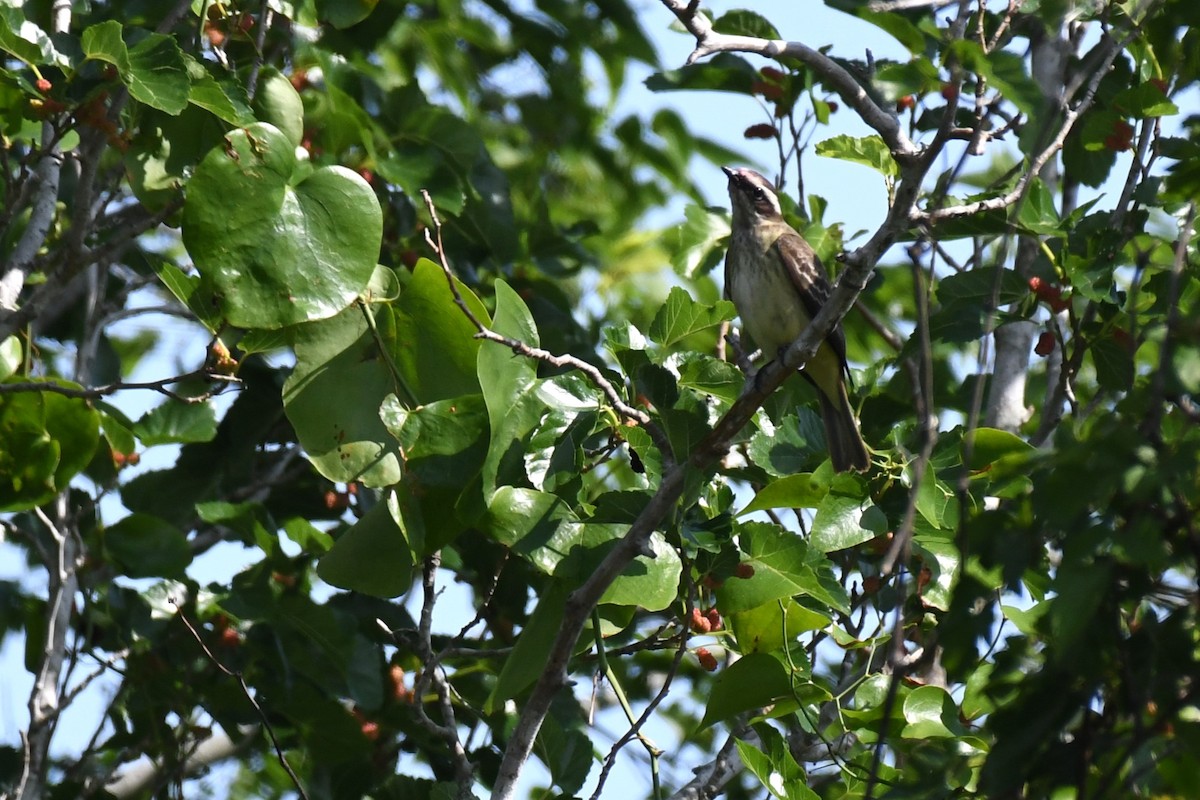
{"left": 171, "top": 599, "right": 310, "bottom": 800}
{"left": 0, "top": 369, "right": 241, "bottom": 403}
{"left": 409, "top": 555, "right": 475, "bottom": 798}
{"left": 418, "top": 189, "right": 672, "bottom": 457}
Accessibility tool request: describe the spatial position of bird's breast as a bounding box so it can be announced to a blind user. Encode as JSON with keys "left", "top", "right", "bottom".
{"left": 727, "top": 235, "right": 811, "bottom": 357}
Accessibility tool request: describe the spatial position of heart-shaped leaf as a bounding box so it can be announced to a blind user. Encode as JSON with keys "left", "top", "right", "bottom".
{"left": 182, "top": 122, "right": 382, "bottom": 330}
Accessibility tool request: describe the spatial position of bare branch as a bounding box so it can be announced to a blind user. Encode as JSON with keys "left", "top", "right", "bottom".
{"left": 669, "top": 726, "right": 749, "bottom": 800}
{"left": 0, "top": 368, "right": 242, "bottom": 403}
{"left": 657, "top": 0, "right": 917, "bottom": 160}
{"left": 922, "top": 31, "right": 1126, "bottom": 224}
{"left": 15, "top": 496, "right": 80, "bottom": 800}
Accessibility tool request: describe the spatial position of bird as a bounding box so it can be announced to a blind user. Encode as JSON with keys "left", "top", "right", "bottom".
{"left": 722, "top": 166, "right": 870, "bottom": 473}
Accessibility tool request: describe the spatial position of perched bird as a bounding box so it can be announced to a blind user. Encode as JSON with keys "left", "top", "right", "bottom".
{"left": 722, "top": 166, "right": 869, "bottom": 473}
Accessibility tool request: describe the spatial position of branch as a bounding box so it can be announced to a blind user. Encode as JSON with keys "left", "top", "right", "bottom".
{"left": 15, "top": 496, "right": 80, "bottom": 800}
{"left": 657, "top": 0, "right": 917, "bottom": 161}
{"left": 409, "top": 555, "right": 475, "bottom": 799}
{"left": 0, "top": 368, "right": 242, "bottom": 403}
{"left": 668, "top": 725, "right": 749, "bottom": 800}
{"left": 418, "top": 189, "right": 673, "bottom": 460}
{"left": 920, "top": 31, "right": 1126, "bottom": 224}
{"left": 104, "top": 727, "right": 257, "bottom": 799}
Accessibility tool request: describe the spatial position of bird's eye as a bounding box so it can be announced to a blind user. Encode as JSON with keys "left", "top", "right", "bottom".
{"left": 753, "top": 187, "right": 766, "bottom": 200}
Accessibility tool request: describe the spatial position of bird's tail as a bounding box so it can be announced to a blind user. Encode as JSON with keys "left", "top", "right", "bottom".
{"left": 816, "top": 381, "right": 870, "bottom": 473}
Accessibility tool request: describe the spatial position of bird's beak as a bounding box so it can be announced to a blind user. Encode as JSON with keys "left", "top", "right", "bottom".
{"left": 721, "top": 166, "right": 736, "bottom": 179}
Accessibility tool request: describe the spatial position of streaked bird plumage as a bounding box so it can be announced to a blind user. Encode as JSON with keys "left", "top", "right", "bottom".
{"left": 722, "top": 166, "right": 870, "bottom": 473}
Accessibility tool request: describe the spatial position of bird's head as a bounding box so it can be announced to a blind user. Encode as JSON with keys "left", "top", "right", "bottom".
{"left": 722, "top": 166, "right": 783, "bottom": 226}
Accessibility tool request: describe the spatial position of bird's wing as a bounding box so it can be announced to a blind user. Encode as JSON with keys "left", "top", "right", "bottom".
{"left": 772, "top": 231, "right": 853, "bottom": 382}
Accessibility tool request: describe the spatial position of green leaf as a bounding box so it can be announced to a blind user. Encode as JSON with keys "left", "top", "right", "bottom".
{"left": 717, "top": 522, "right": 847, "bottom": 614}
{"left": 748, "top": 408, "right": 826, "bottom": 477}
{"left": 699, "top": 653, "right": 793, "bottom": 730}
{"left": 947, "top": 40, "right": 1041, "bottom": 115}
{"left": 676, "top": 352, "right": 744, "bottom": 405}
{"left": 283, "top": 305, "right": 404, "bottom": 486}
{"left": 914, "top": 467, "right": 956, "bottom": 530}
{"left": 902, "top": 685, "right": 963, "bottom": 738}
{"left": 524, "top": 409, "right": 595, "bottom": 492}
{"left": 963, "top": 427, "right": 1036, "bottom": 472}
{"left": 856, "top": 10, "right": 927, "bottom": 54}
{"left": 730, "top": 600, "right": 830, "bottom": 654}
{"left": 740, "top": 473, "right": 827, "bottom": 516}
{"left": 82, "top": 21, "right": 189, "bottom": 115}
{"left": 152, "top": 262, "right": 222, "bottom": 333}
{"left": 1017, "top": 178, "right": 1063, "bottom": 236}
{"left": 646, "top": 53, "right": 760, "bottom": 94}
{"left": 317, "top": 490, "right": 415, "bottom": 598}
{"left": 1090, "top": 337, "right": 1134, "bottom": 391}
{"left": 0, "top": 9, "right": 66, "bottom": 66}
{"left": 712, "top": 10, "right": 780, "bottom": 39}
{"left": 393, "top": 259, "right": 489, "bottom": 403}
{"left": 1172, "top": 344, "right": 1200, "bottom": 394}
{"left": 182, "top": 122, "right": 382, "bottom": 329}
{"left": 648, "top": 287, "right": 736, "bottom": 349}
{"left": 480, "top": 280, "right": 541, "bottom": 500}
{"left": 103, "top": 514, "right": 191, "bottom": 578}
{"left": 669, "top": 203, "right": 731, "bottom": 279}
{"left": 483, "top": 487, "right": 573, "bottom": 549}
{"left": 184, "top": 56, "right": 254, "bottom": 126}
{"left": 737, "top": 724, "right": 819, "bottom": 800}
{"left": 1111, "top": 81, "right": 1179, "bottom": 118}
{"left": 815, "top": 134, "right": 898, "bottom": 177}
{"left": 487, "top": 580, "right": 571, "bottom": 710}
{"left": 913, "top": 539, "right": 958, "bottom": 612}
{"left": 251, "top": 67, "right": 304, "bottom": 147}
{"left": 810, "top": 475, "right": 886, "bottom": 553}
{"left": 132, "top": 401, "right": 218, "bottom": 446}
{"left": 0, "top": 381, "right": 100, "bottom": 512}
{"left": 0, "top": 336, "right": 20, "bottom": 380}
{"left": 316, "top": 0, "right": 380, "bottom": 28}
{"left": 935, "top": 267, "right": 1028, "bottom": 307}
{"left": 380, "top": 393, "right": 488, "bottom": 489}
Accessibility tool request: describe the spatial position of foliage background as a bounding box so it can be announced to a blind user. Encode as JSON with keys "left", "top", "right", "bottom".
{"left": 1, "top": 0, "right": 1198, "bottom": 799}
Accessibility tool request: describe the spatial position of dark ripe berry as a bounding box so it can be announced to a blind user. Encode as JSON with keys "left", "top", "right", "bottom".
{"left": 750, "top": 80, "right": 784, "bottom": 101}
{"left": 863, "top": 575, "right": 882, "bottom": 594}
{"left": 734, "top": 563, "right": 755, "bottom": 579}
{"left": 1103, "top": 119, "right": 1135, "bottom": 152}
{"left": 696, "top": 647, "right": 718, "bottom": 671}
{"left": 1034, "top": 331, "right": 1056, "bottom": 357}
{"left": 743, "top": 123, "right": 777, "bottom": 140}
{"left": 742, "top": 122, "right": 777, "bottom": 140}
{"left": 759, "top": 66, "right": 786, "bottom": 82}
{"left": 940, "top": 83, "right": 959, "bottom": 102}
{"left": 827, "top": 101, "right": 839, "bottom": 112}
{"left": 705, "top": 608, "right": 722, "bottom": 630}
{"left": 689, "top": 607, "right": 711, "bottom": 633}
{"left": 1148, "top": 77, "right": 1168, "bottom": 94}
